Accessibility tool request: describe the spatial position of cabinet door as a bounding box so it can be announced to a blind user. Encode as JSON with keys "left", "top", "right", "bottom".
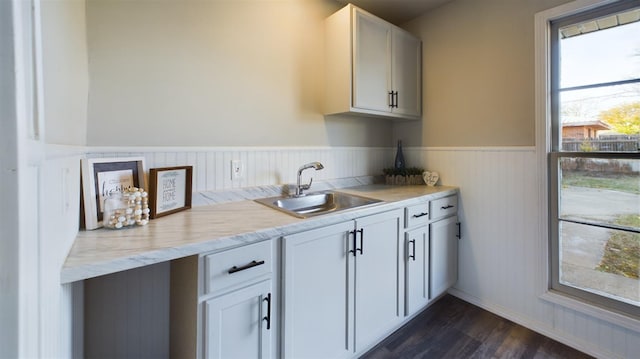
{"left": 283, "top": 221, "right": 355, "bottom": 359}
{"left": 354, "top": 210, "right": 402, "bottom": 351}
{"left": 430, "top": 216, "right": 459, "bottom": 298}
{"left": 352, "top": 8, "right": 391, "bottom": 113}
{"left": 405, "top": 226, "right": 428, "bottom": 316}
{"left": 391, "top": 28, "right": 422, "bottom": 117}
{"left": 204, "top": 279, "right": 272, "bottom": 359}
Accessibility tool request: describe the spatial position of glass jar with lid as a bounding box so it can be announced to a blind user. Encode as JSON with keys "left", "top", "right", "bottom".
{"left": 103, "top": 192, "right": 132, "bottom": 229}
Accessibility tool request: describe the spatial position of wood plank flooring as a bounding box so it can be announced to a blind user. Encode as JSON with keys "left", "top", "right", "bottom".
{"left": 360, "top": 295, "right": 594, "bottom": 359}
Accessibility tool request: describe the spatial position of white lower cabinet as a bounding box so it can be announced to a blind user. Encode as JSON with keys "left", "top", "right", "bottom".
{"left": 404, "top": 226, "right": 429, "bottom": 316}
{"left": 403, "top": 194, "right": 459, "bottom": 318}
{"left": 204, "top": 279, "right": 272, "bottom": 359}
{"left": 170, "top": 193, "right": 459, "bottom": 359}
{"left": 282, "top": 221, "right": 354, "bottom": 359}
{"left": 354, "top": 211, "right": 404, "bottom": 349}
{"left": 171, "top": 239, "right": 276, "bottom": 359}
{"left": 282, "top": 209, "right": 403, "bottom": 358}
{"left": 430, "top": 215, "right": 459, "bottom": 298}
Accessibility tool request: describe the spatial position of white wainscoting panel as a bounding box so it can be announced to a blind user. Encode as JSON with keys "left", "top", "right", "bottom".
{"left": 88, "top": 146, "right": 393, "bottom": 192}
{"left": 41, "top": 145, "right": 639, "bottom": 358}
{"left": 84, "top": 262, "right": 171, "bottom": 358}
{"left": 407, "top": 147, "right": 639, "bottom": 359}
{"left": 37, "top": 149, "right": 84, "bottom": 358}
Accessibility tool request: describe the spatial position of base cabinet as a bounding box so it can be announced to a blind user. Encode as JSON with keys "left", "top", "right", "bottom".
{"left": 171, "top": 239, "right": 276, "bottom": 359}
{"left": 405, "top": 226, "right": 429, "bottom": 316}
{"left": 283, "top": 221, "right": 354, "bottom": 359}
{"left": 282, "top": 210, "right": 403, "bottom": 358}
{"left": 403, "top": 195, "right": 459, "bottom": 318}
{"left": 354, "top": 212, "right": 404, "bottom": 349}
{"left": 204, "top": 280, "right": 272, "bottom": 359}
{"left": 430, "top": 215, "right": 459, "bottom": 298}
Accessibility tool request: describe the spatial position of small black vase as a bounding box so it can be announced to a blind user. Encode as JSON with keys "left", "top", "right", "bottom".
{"left": 394, "top": 140, "right": 406, "bottom": 170}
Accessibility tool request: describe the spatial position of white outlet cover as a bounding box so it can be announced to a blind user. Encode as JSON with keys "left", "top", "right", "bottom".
{"left": 231, "top": 160, "right": 243, "bottom": 180}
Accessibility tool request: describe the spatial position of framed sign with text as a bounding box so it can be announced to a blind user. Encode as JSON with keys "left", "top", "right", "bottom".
{"left": 80, "top": 157, "right": 146, "bottom": 230}
{"left": 148, "top": 166, "right": 193, "bottom": 219}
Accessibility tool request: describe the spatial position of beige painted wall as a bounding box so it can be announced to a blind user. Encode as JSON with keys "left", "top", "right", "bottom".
{"left": 41, "top": 0, "right": 89, "bottom": 146}
{"left": 396, "top": 0, "right": 573, "bottom": 147}
{"left": 85, "top": 0, "right": 392, "bottom": 147}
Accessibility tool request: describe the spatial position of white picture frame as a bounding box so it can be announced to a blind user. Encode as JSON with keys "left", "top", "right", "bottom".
{"left": 81, "top": 157, "right": 146, "bottom": 230}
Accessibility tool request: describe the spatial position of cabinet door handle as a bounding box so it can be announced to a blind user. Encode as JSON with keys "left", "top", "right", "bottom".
{"left": 408, "top": 239, "right": 416, "bottom": 261}
{"left": 356, "top": 228, "right": 364, "bottom": 255}
{"left": 349, "top": 230, "right": 357, "bottom": 257}
{"left": 388, "top": 91, "right": 394, "bottom": 108}
{"left": 441, "top": 204, "right": 454, "bottom": 210}
{"left": 393, "top": 91, "right": 399, "bottom": 108}
{"left": 228, "top": 260, "right": 265, "bottom": 274}
{"left": 412, "top": 212, "right": 428, "bottom": 218}
{"left": 456, "top": 222, "right": 461, "bottom": 239}
{"left": 262, "top": 293, "right": 272, "bottom": 330}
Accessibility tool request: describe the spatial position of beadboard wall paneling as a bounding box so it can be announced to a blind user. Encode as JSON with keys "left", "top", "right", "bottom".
{"left": 87, "top": 147, "right": 393, "bottom": 192}
{"left": 84, "top": 262, "right": 170, "bottom": 358}
{"left": 37, "top": 151, "right": 84, "bottom": 358}
{"left": 410, "top": 147, "right": 639, "bottom": 359}
{"left": 41, "top": 145, "right": 639, "bottom": 358}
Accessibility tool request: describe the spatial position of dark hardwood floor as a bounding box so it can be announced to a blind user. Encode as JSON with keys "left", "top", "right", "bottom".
{"left": 360, "top": 295, "right": 594, "bottom": 359}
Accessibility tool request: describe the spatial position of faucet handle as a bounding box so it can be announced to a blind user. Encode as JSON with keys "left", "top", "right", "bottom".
{"left": 300, "top": 177, "right": 313, "bottom": 192}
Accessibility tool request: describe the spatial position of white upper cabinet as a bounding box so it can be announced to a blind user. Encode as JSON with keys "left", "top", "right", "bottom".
{"left": 352, "top": 10, "right": 391, "bottom": 113}
{"left": 391, "top": 28, "right": 422, "bottom": 117}
{"left": 325, "top": 4, "right": 422, "bottom": 120}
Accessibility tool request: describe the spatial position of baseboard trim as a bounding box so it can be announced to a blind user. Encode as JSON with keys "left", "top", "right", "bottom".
{"left": 447, "top": 288, "right": 617, "bottom": 359}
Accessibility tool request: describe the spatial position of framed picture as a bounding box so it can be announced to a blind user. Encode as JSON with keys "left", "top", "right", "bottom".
{"left": 148, "top": 166, "right": 193, "bottom": 219}
{"left": 81, "top": 157, "right": 146, "bottom": 230}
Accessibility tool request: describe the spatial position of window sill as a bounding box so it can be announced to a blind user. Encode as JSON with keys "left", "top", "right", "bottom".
{"left": 540, "top": 290, "right": 640, "bottom": 332}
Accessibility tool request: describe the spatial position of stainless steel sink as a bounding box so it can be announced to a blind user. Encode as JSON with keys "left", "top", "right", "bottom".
{"left": 255, "top": 191, "right": 382, "bottom": 218}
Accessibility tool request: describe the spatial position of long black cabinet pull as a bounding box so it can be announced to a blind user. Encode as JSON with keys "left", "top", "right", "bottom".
{"left": 412, "top": 212, "right": 428, "bottom": 218}
{"left": 388, "top": 92, "right": 394, "bottom": 108}
{"left": 456, "top": 222, "right": 462, "bottom": 239}
{"left": 228, "top": 260, "right": 265, "bottom": 274}
{"left": 349, "top": 230, "right": 357, "bottom": 257}
{"left": 349, "top": 229, "right": 365, "bottom": 256}
{"left": 262, "top": 293, "right": 272, "bottom": 330}
{"left": 393, "top": 91, "right": 399, "bottom": 108}
{"left": 408, "top": 239, "right": 416, "bottom": 261}
{"left": 441, "top": 204, "right": 455, "bottom": 210}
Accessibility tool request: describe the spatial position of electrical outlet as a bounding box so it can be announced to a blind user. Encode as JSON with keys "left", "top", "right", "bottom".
{"left": 231, "top": 160, "right": 243, "bottom": 180}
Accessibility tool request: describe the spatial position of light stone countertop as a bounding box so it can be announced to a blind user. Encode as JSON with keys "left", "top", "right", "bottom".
{"left": 62, "top": 184, "right": 458, "bottom": 284}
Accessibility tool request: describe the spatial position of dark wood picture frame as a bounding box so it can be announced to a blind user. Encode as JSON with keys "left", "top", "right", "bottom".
{"left": 81, "top": 157, "right": 146, "bottom": 230}
{"left": 148, "top": 166, "right": 193, "bottom": 219}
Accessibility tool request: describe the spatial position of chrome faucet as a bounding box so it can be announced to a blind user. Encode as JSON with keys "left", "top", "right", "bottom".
{"left": 295, "top": 162, "right": 324, "bottom": 197}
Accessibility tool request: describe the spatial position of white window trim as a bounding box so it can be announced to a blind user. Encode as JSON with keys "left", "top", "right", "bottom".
{"left": 534, "top": 0, "right": 640, "bottom": 332}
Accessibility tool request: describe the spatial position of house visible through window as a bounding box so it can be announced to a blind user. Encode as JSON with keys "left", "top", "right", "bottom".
{"left": 549, "top": 1, "right": 640, "bottom": 318}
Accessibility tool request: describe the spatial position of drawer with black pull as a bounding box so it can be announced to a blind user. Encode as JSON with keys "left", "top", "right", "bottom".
{"left": 405, "top": 202, "right": 430, "bottom": 228}
{"left": 203, "top": 240, "right": 273, "bottom": 294}
{"left": 430, "top": 195, "right": 458, "bottom": 221}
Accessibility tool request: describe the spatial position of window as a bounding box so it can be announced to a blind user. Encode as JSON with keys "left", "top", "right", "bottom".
{"left": 549, "top": 0, "right": 640, "bottom": 319}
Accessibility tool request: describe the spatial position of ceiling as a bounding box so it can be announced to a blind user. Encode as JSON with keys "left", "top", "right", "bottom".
{"left": 337, "top": 0, "right": 454, "bottom": 24}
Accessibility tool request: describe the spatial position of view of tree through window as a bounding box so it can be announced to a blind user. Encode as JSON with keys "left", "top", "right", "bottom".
{"left": 551, "top": 3, "right": 639, "bottom": 317}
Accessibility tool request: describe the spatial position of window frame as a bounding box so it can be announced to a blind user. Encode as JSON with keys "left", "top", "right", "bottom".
{"left": 549, "top": 152, "right": 639, "bottom": 317}
{"left": 535, "top": 0, "right": 640, "bottom": 330}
